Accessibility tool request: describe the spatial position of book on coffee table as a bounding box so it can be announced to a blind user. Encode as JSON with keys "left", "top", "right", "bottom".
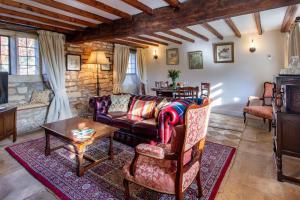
{"left": 72, "top": 128, "right": 95, "bottom": 139}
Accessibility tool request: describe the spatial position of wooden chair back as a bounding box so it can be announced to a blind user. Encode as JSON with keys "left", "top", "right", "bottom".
{"left": 200, "top": 82, "right": 210, "bottom": 98}
{"left": 175, "top": 86, "right": 199, "bottom": 99}
{"left": 155, "top": 81, "right": 169, "bottom": 88}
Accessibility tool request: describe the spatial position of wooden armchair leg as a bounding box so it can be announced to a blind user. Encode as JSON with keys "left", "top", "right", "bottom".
{"left": 196, "top": 171, "right": 203, "bottom": 198}
{"left": 243, "top": 112, "right": 247, "bottom": 123}
{"left": 263, "top": 118, "right": 266, "bottom": 123}
{"left": 123, "top": 179, "right": 130, "bottom": 200}
{"left": 175, "top": 191, "right": 183, "bottom": 200}
{"left": 268, "top": 119, "right": 272, "bottom": 132}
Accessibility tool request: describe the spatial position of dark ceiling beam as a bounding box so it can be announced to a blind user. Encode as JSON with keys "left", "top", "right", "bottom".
{"left": 180, "top": 27, "right": 209, "bottom": 41}
{"left": 76, "top": 0, "right": 132, "bottom": 20}
{"left": 0, "top": 15, "right": 72, "bottom": 34}
{"left": 0, "top": 21, "right": 36, "bottom": 33}
{"left": 121, "top": 0, "right": 153, "bottom": 15}
{"left": 134, "top": 35, "right": 169, "bottom": 46}
{"left": 147, "top": 33, "right": 182, "bottom": 44}
{"left": 254, "top": 12, "right": 263, "bottom": 35}
{"left": 281, "top": 5, "right": 298, "bottom": 32}
{"left": 109, "top": 39, "right": 149, "bottom": 48}
{"left": 224, "top": 18, "right": 241, "bottom": 38}
{"left": 67, "top": 0, "right": 300, "bottom": 43}
{"left": 32, "top": 0, "right": 112, "bottom": 24}
{"left": 164, "top": 0, "right": 180, "bottom": 8}
{"left": 164, "top": 30, "right": 195, "bottom": 43}
{"left": 0, "top": 8, "right": 82, "bottom": 30}
{"left": 201, "top": 23, "right": 223, "bottom": 40}
{"left": 123, "top": 37, "right": 159, "bottom": 46}
{"left": 0, "top": 0, "right": 97, "bottom": 27}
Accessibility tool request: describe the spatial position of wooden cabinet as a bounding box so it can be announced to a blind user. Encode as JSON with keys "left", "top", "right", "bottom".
{"left": 273, "top": 75, "right": 300, "bottom": 183}
{"left": 0, "top": 107, "right": 17, "bottom": 142}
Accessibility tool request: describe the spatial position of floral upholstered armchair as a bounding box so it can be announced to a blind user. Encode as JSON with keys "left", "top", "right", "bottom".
{"left": 122, "top": 101, "right": 211, "bottom": 200}
{"left": 243, "top": 82, "right": 275, "bottom": 131}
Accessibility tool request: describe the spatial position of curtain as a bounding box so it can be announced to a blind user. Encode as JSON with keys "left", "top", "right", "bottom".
{"left": 38, "top": 30, "right": 72, "bottom": 123}
{"left": 287, "top": 23, "right": 300, "bottom": 66}
{"left": 113, "top": 44, "right": 130, "bottom": 93}
{"left": 136, "top": 48, "right": 147, "bottom": 95}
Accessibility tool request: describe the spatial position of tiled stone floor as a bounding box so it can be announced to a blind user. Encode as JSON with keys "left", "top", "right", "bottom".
{"left": 0, "top": 117, "right": 300, "bottom": 200}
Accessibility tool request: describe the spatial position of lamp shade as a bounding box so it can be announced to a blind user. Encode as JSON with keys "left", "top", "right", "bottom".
{"left": 87, "top": 51, "right": 110, "bottom": 65}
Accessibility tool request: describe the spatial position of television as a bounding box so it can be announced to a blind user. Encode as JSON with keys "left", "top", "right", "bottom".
{"left": 0, "top": 72, "right": 8, "bottom": 104}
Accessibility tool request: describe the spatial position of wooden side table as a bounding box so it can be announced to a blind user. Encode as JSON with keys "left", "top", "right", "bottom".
{"left": 0, "top": 107, "right": 17, "bottom": 142}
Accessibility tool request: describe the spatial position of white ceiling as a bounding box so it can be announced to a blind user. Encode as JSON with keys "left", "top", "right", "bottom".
{"left": 0, "top": 1, "right": 298, "bottom": 43}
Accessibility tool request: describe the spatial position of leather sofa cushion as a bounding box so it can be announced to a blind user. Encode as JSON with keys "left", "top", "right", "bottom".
{"left": 107, "top": 111, "right": 127, "bottom": 119}
{"left": 96, "top": 112, "right": 127, "bottom": 125}
{"left": 112, "top": 115, "right": 143, "bottom": 131}
{"left": 132, "top": 118, "right": 158, "bottom": 139}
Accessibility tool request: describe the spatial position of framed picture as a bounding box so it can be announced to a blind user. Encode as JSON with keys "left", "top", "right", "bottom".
{"left": 166, "top": 48, "right": 179, "bottom": 65}
{"left": 101, "top": 54, "right": 112, "bottom": 71}
{"left": 213, "top": 42, "right": 234, "bottom": 63}
{"left": 66, "top": 54, "right": 81, "bottom": 71}
{"left": 188, "top": 51, "right": 203, "bottom": 69}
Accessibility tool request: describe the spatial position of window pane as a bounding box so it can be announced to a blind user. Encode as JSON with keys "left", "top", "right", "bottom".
{"left": 0, "top": 36, "right": 8, "bottom": 45}
{"left": 19, "top": 57, "right": 28, "bottom": 66}
{"left": 27, "top": 38, "right": 35, "bottom": 48}
{"left": 18, "top": 47, "right": 27, "bottom": 56}
{"left": 0, "top": 55, "right": 9, "bottom": 64}
{"left": 19, "top": 68, "right": 28, "bottom": 75}
{"left": 28, "top": 57, "right": 35, "bottom": 65}
{"left": 27, "top": 66, "right": 35, "bottom": 75}
{"left": 1, "top": 64, "right": 9, "bottom": 72}
{"left": 18, "top": 37, "right": 27, "bottom": 47}
{"left": 1, "top": 46, "right": 9, "bottom": 55}
{"left": 27, "top": 48, "right": 35, "bottom": 56}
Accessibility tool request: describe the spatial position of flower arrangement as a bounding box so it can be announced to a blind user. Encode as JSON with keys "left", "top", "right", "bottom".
{"left": 168, "top": 69, "right": 181, "bottom": 88}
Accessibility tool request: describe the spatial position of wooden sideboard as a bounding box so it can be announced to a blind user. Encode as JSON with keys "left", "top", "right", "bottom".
{"left": 273, "top": 75, "right": 300, "bottom": 184}
{"left": 0, "top": 107, "right": 17, "bottom": 142}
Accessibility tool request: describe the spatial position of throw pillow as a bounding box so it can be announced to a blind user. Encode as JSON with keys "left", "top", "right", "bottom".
{"left": 108, "top": 94, "right": 131, "bottom": 113}
{"left": 128, "top": 98, "right": 156, "bottom": 119}
{"left": 154, "top": 98, "right": 171, "bottom": 119}
{"left": 30, "top": 90, "right": 51, "bottom": 105}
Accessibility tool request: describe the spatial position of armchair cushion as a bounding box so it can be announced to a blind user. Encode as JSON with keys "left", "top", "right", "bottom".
{"left": 136, "top": 144, "right": 165, "bottom": 159}
{"left": 244, "top": 106, "right": 272, "bottom": 119}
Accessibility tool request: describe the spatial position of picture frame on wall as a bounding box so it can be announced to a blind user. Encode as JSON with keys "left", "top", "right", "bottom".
{"left": 166, "top": 48, "right": 179, "bottom": 65}
{"left": 188, "top": 51, "right": 203, "bottom": 69}
{"left": 101, "top": 54, "right": 112, "bottom": 71}
{"left": 66, "top": 54, "right": 81, "bottom": 71}
{"left": 213, "top": 42, "right": 234, "bottom": 63}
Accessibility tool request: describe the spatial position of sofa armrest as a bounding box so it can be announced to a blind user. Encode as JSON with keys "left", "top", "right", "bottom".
{"left": 89, "top": 96, "right": 111, "bottom": 120}
{"left": 136, "top": 143, "right": 165, "bottom": 159}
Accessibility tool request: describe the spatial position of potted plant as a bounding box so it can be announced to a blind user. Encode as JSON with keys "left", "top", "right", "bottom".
{"left": 168, "top": 69, "right": 181, "bottom": 88}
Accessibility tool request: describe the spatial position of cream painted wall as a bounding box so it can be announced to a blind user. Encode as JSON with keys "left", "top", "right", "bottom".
{"left": 145, "top": 30, "right": 285, "bottom": 116}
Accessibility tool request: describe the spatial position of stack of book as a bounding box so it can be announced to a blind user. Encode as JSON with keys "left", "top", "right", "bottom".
{"left": 72, "top": 128, "right": 95, "bottom": 139}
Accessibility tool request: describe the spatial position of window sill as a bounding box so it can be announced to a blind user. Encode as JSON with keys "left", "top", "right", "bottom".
{"left": 9, "top": 75, "right": 42, "bottom": 83}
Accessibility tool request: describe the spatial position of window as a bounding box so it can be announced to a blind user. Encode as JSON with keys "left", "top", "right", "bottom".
{"left": 0, "top": 36, "right": 10, "bottom": 73}
{"left": 17, "top": 37, "right": 38, "bottom": 75}
{"left": 126, "top": 51, "right": 136, "bottom": 74}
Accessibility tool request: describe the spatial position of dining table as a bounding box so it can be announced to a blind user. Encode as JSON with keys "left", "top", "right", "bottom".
{"left": 151, "top": 87, "right": 178, "bottom": 97}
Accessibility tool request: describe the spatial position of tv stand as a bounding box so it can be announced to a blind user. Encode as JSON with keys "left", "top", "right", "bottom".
{"left": 0, "top": 107, "right": 17, "bottom": 142}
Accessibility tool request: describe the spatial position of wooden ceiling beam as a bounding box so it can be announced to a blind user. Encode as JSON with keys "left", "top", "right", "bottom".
{"left": 254, "top": 12, "right": 263, "bottom": 35}
{"left": 0, "top": 15, "right": 72, "bottom": 34}
{"left": 77, "top": 0, "right": 132, "bottom": 20}
{"left": 164, "top": 0, "right": 180, "bottom": 8}
{"left": 281, "top": 5, "right": 298, "bottom": 32}
{"left": 121, "top": 0, "right": 153, "bottom": 15}
{"left": 147, "top": 33, "right": 182, "bottom": 44}
{"left": 164, "top": 30, "right": 194, "bottom": 42}
{"left": 32, "top": 0, "right": 112, "bottom": 24}
{"left": 202, "top": 23, "right": 223, "bottom": 40}
{"left": 108, "top": 39, "right": 149, "bottom": 48}
{"left": 67, "top": 0, "right": 300, "bottom": 43}
{"left": 0, "top": 0, "right": 97, "bottom": 27}
{"left": 134, "top": 36, "right": 169, "bottom": 46}
{"left": 180, "top": 27, "right": 209, "bottom": 41}
{"left": 123, "top": 37, "right": 159, "bottom": 46}
{"left": 0, "top": 8, "right": 83, "bottom": 30}
{"left": 224, "top": 18, "right": 241, "bottom": 38}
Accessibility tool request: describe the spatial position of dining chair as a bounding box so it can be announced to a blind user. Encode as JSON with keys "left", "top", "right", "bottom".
{"left": 123, "top": 102, "right": 211, "bottom": 200}
{"left": 200, "top": 82, "right": 210, "bottom": 98}
{"left": 175, "top": 86, "right": 199, "bottom": 99}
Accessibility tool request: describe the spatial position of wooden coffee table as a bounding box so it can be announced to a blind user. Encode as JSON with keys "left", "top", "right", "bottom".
{"left": 41, "top": 117, "right": 118, "bottom": 177}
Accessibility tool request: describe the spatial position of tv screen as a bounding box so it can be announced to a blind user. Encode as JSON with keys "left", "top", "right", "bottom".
{"left": 0, "top": 72, "right": 8, "bottom": 104}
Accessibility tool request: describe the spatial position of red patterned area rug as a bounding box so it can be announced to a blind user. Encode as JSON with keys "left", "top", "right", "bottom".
{"left": 5, "top": 137, "right": 235, "bottom": 200}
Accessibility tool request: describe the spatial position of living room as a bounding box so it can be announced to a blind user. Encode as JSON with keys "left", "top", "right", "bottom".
{"left": 0, "top": 0, "right": 300, "bottom": 200}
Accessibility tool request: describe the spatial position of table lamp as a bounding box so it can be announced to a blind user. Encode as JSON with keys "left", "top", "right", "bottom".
{"left": 87, "top": 51, "right": 110, "bottom": 96}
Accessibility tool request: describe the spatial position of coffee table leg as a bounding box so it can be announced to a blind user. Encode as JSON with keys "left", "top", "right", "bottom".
{"left": 109, "top": 132, "right": 114, "bottom": 160}
{"left": 75, "top": 145, "right": 85, "bottom": 177}
{"left": 45, "top": 131, "right": 50, "bottom": 156}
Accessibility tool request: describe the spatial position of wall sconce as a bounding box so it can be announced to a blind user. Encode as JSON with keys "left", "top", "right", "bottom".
{"left": 249, "top": 39, "right": 256, "bottom": 53}
{"left": 153, "top": 49, "right": 158, "bottom": 59}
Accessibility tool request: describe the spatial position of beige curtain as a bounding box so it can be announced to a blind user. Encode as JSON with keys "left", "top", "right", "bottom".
{"left": 136, "top": 48, "right": 147, "bottom": 94}
{"left": 287, "top": 23, "right": 300, "bottom": 66}
{"left": 113, "top": 44, "right": 130, "bottom": 93}
{"left": 38, "top": 30, "right": 72, "bottom": 122}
